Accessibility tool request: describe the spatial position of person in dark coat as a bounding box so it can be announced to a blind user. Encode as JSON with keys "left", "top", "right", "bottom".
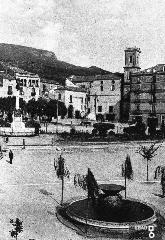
{"left": 9, "top": 150, "right": 13, "bottom": 164}
{"left": 161, "top": 169, "right": 165, "bottom": 197}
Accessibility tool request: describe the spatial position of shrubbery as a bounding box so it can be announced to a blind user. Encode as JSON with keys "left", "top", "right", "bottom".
{"left": 0, "top": 119, "right": 11, "bottom": 127}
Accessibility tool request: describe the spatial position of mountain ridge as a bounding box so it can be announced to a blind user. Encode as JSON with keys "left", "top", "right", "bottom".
{"left": 0, "top": 43, "right": 111, "bottom": 83}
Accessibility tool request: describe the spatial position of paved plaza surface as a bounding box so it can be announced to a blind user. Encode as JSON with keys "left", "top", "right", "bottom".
{"left": 0, "top": 136, "right": 165, "bottom": 239}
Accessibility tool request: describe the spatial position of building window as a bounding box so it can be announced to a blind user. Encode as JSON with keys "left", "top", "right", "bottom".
{"left": 109, "top": 106, "right": 113, "bottom": 113}
{"left": 36, "top": 80, "right": 39, "bottom": 87}
{"left": 81, "top": 98, "right": 83, "bottom": 104}
{"left": 24, "top": 79, "right": 27, "bottom": 87}
{"left": 31, "top": 87, "right": 36, "bottom": 96}
{"left": 16, "top": 80, "right": 20, "bottom": 90}
{"left": 136, "top": 104, "right": 140, "bottom": 111}
{"left": 43, "top": 84, "right": 46, "bottom": 92}
{"left": 127, "top": 72, "right": 130, "bottom": 80}
{"left": 8, "top": 86, "right": 12, "bottom": 95}
{"left": 87, "top": 96, "right": 90, "bottom": 102}
{"left": 111, "top": 80, "right": 115, "bottom": 91}
{"left": 161, "top": 115, "right": 165, "bottom": 123}
{"left": 90, "top": 82, "right": 92, "bottom": 88}
{"left": 130, "top": 55, "right": 133, "bottom": 63}
{"left": 20, "top": 87, "right": 24, "bottom": 95}
{"left": 70, "top": 95, "right": 72, "bottom": 103}
{"left": 98, "top": 106, "right": 102, "bottom": 112}
{"left": 100, "top": 81, "right": 103, "bottom": 91}
{"left": 29, "top": 80, "right": 32, "bottom": 87}
{"left": 20, "top": 79, "right": 23, "bottom": 86}
{"left": 58, "top": 93, "right": 61, "bottom": 100}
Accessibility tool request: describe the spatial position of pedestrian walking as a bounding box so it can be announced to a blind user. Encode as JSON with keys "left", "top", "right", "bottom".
{"left": 9, "top": 150, "right": 13, "bottom": 164}
{"left": 23, "top": 139, "right": 25, "bottom": 149}
{"left": 161, "top": 169, "right": 165, "bottom": 197}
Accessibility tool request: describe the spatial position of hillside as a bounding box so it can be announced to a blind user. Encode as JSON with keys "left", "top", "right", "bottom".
{"left": 0, "top": 43, "right": 110, "bottom": 83}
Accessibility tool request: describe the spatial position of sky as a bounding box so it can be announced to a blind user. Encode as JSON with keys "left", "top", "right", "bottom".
{"left": 0, "top": 0, "right": 165, "bottom": 72}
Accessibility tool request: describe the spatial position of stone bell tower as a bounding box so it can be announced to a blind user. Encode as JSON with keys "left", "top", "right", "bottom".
{"left": 121, "top": 47, "right": 141, "bottom": 122}
{"left": 124, "top": 47, "right": 141, "bottom": 84}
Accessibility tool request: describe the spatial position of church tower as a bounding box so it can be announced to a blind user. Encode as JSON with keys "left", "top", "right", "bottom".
{"left": 124, "top": 47, "right": 141, "bottom": 83}
{"left": 121, "top": 47, "right": 141, "bottom": 122}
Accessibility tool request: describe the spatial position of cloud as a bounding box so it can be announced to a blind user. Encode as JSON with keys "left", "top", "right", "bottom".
{"left": 0, "top": 0, "right": 165, "bottom": 71}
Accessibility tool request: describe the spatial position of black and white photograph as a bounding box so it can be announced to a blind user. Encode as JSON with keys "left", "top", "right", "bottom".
{"left": 0, "top": 0, "right": 165, "bottom": 239}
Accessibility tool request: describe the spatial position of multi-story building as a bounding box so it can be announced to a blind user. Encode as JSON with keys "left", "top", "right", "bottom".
{"left": 40, "top": 78, "right": 60, "bottom": 99}
{"left": 122, "top": 47, "right": 141, "bottom": 122}
{"left": 48, "top": 78, "right": 87, "bottom": 118}
{"left": 71, "top": 74, "right": 123, "bottom": 122}
{"left": 122, "top": 47, "right": 165, "bottom": 127}
{"left": 130, "top": 64, "right": 165, "bottom": 127}
{"left": 0, "top": 63, "right": 40, "bottom": 102}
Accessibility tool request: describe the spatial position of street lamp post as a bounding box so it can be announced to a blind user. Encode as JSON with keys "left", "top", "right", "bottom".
{"left": 94, "top": 93, "right": 97, "bottom": 116}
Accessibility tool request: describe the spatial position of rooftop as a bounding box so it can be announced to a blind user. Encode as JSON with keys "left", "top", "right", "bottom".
{"left": 125, "top": 47, "right": 141, "bottom": 53}
{"left": 53, "top": 85, "right": 86, "bottom": 92}
{"left": 70, "top": 73, "right": 122, "bottom": 83}
{"left": 0, "top": 72, "right": 15, "bottom": 81}
{"left": 134, "top": 64, "right": 165, "bottom": 75}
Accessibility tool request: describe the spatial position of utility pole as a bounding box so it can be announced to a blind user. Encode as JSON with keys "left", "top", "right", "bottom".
{"left": 57, "top": 100, "right": 59, "bottom": 123}
{"left": 151, "top": 73, "right": 156, "bottom": 115}
{"left": 94, "top": 93, "right": 97, "bottom": 116}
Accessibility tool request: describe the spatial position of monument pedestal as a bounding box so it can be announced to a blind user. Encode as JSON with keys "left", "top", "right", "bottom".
{"left": 11, "top": 110, "right": 26, "bottom": 132}
{"left": 0, "top": 93, "right": 35, "bottom": 136}
{"left": 0, "top": 110, "right": 35, "bottom": 136}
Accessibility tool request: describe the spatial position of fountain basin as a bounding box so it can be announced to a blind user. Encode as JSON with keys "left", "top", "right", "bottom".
{"left": 66, "top": 197, "right": 157, "bottom": 231}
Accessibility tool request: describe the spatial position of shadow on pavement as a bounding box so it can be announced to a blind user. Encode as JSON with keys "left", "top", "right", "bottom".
{"left": 153, "top": 193, "right": 165, "bottom": 198}
{"left": 39, "top": 189, "right": 60, "bottom": 205}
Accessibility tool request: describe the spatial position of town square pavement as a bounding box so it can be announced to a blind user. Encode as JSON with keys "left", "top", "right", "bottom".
{"left": 0, "top": 136, "right": 165, "bottom": 239}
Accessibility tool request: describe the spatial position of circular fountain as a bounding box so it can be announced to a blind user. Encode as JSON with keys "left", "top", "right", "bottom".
{"left": 65, "top": 184, "right": 157, "bottom": 232}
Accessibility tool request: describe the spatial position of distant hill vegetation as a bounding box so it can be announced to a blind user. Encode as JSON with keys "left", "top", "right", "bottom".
{"left": 0, "top": 43, "right": 111, "bottom": 83}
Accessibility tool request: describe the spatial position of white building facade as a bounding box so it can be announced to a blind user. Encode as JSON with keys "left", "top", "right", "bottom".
{"left": 49, "top": 79, "right": 87, "bottom": 118}
{"left": 0, "top": 63, "right": 40, "bottom": 102}
{"left": 71, "top": 74, "right": 122, "bottom": 121}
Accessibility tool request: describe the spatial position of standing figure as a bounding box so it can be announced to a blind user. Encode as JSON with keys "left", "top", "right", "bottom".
{"left": 161, "top": 169, "right": 165, "bottom": 197}
{"left": 23, "top": 139, "right": 25, "bottom": 149}
{"left": 9, "top": 150, "right": 13, "bottom": 164}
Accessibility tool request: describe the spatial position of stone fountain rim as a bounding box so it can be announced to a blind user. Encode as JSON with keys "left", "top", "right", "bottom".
{"left": 66, "top": 196, "right": 157, "bottom": 230}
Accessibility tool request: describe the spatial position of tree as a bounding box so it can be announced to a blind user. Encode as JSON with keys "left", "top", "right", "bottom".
{"left": 45, "top": 99, "right": 57, "bottom": 121}
{"left": 74, "top": 168, "right": 99, "bottom": 205}
{"left": 26, "top": 98, "right": 37, "bottom": 119}
{"left": 58, "top": 101, "right": 67, "bottom": 119}
{"left": 138, "top": 142, "right": 160, "bottom": 181}
{"left": 35, "top": 97, "right": 47, "bottom": 120}
{"left": 74, "top": 168, "right": 100, "bottom": 235}
{"left": 54, "top": 154, "right": 70, "bottom": 205}
{"left": 9, "top": 218, "right": 23, "bottom": 240}
{"left": 122, "top": 154, "right": 133, "bottom": 198}
{"left": 68, "top": 105, "right": 74, "bottom": 118}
